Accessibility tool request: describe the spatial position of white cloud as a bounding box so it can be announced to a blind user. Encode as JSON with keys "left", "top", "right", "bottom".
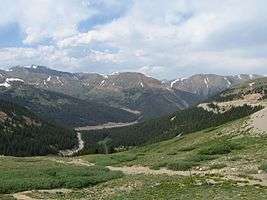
{"left": 0, "top": 0, "right": 267, "bottom": 78}
{"left": 0, "top": 0, "right": 93, "bottom": 44}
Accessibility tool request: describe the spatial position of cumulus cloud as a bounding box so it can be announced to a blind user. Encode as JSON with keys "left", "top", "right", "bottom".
{"left": 0, "top": 0, "right": 267, "bottom": 78}
{"left": 0, "top": 0, "right": 93, "bottom": 44}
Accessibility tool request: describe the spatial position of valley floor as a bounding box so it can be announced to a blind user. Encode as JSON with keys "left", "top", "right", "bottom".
{"left": 1, "top": 104, "right": 267, "bottom": 200}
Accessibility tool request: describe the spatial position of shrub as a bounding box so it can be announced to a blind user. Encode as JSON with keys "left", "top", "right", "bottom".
{"left": 188, "top": 154, "right": 218, "bottom": 162}
{"left": 178, "top": 146, "right": 196, "bottom": 152}
{"left": 166, "top": 151, "right": 177, "bottom": 155}
{"left": 198, "top": 141, "right": 243, "bottom": 155}
{"left": 209, "top": 163, "right": 227, "bottom": 169}
{"left": 167, "top": 161, "right": 198, "bottom": 171}
{"left": 111, "top": 154, "right": 137, "bottom": 163}
{"left": 151, "top": 162, "right": 168, "bottom": 170}
{"left": 259, "top": 162, "right": 267, "bottom": 172}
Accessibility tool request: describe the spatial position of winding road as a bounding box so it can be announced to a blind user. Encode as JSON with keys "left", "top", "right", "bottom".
{"left": 59, "top": 132, "right": 84, "bottom": 156}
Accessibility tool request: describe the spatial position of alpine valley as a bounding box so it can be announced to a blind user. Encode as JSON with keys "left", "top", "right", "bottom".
{"left": 1, "top": 65, "right": 267, "bottom": 200}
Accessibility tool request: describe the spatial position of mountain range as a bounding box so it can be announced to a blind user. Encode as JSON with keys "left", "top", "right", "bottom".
{"left": 0, "top": 65, "right": 262, "bottom": 126}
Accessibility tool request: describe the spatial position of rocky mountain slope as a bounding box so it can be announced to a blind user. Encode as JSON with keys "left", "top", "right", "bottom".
{"left": 212, "top": 77, "right": 267, "bottom": 102}
{"left": 168, "top": 73, "right": 262, "bottom": 99}
{"left": 0, "top": 65, "right": 261, "bottom": 121}
{"left": 1, "top": 66, "right": 199, "bottom": 119}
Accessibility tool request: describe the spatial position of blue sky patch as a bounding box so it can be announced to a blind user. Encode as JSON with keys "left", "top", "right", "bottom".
{"left": 0, "top": 23, "right": 24, "bottom": 47}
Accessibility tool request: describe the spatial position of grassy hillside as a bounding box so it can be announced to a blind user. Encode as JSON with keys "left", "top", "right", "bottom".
{"left": 77, "top": 114, "right": 267, "bottom": 199}
{"left": 81, "top": 116, "right": 267, "bottom": 170}
{"left": 81, "top": 104, "right": 262, "bottom": 154}
{"left": 0, "top": 156, "right": 123, "bottom": 194}
{"left": 0, "top": 100, "right": 77, "bottom": 156}
{"left": 1, "top": 112, "right": 266, "bottom": 199}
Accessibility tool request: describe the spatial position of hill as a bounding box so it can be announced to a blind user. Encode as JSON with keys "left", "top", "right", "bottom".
{"left": 0, "top": 80, "right": 138, "bottom": 127}
{"left": 81, "top": 104, "right": 262, "bottom": 154}
{"left": 0, "top": 99, "right": 77, "bottom": 156}
{"left": 78, "top": 77, "right": 266, "bottom": 154}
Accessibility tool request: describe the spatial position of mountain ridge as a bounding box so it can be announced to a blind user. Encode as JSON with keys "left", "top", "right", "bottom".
{"left": 0, "top": 65, "right": 263, "bottom": 121}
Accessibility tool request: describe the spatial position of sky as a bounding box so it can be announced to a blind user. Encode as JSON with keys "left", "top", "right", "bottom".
{"left": 0, "top": 0, "right": 267, "bottom": 79}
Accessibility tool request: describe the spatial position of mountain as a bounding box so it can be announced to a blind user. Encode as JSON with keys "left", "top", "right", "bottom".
{"left": 0, "top": 66, "right": 201, "bottom": 119}
{"left": 0, "top": 99, "right": 77, "bottom": 156}
{"left": 0, "top": 80, "right": 138, "bottom": 127}
{"left": 1, "top": 65, "right": 261, "bottom": 121}
{"left": 212, "top": 77, "right": 267, "bottom": 102}
{"left": 168, "top": 74, "right": 262, "bottom": 99}
{"left": 81, "top": 77, "right": 266, "bottom": 154}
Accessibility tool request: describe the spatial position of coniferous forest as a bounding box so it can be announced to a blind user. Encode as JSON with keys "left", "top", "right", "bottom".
{"left": 0, "top": 100, "right": 77, "bottom": 156}
{"left": 81, "top": 104, "right": 263, "bottom": 154}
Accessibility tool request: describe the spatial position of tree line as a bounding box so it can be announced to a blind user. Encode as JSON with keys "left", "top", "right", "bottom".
{"left": 81, "top": 104, "right": 263, "bottom": 154}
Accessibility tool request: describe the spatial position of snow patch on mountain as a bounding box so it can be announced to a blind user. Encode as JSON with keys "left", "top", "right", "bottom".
{"left": 6, "top": 78, "right": 24, "bottom": 82}
{"left": 56, "top": 76, "right": 63, "bottom": 86}
{"left": 100, "top": 80, "right": 105, "bottom": 86}
{"left": 0, "top": 82, "right": 10, "bottom": 87}
{"left": 0, "top": 78, "right": 24, "bottom": 88}
{"left": 224, "top": 77, "right": 232, "bottom": 87}
{"left": 204, "top": 78, "right": 209, "bottom": 88}
{"left": 170, "top": 79, "right": 180, "bottom": 88}
{"left": 111, "top": 72, "right": 120, "bottom": 75}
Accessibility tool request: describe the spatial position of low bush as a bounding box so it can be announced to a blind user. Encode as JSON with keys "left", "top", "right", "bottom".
{"left": 198, "top": 140, "right": 243, "bottom": 155}
{"left": 110, "top": 154, "right": 137, "bottom": 163}
{"left": 209, "top": 163, "right": 227, "bottom": 170}
{"left": 259, "top": 162, "right": 267, "bottom": 172}
{"left": 178, "top": 146, "right": 196, "bottom": 152}
{"left": 151, "top": 162, "right": 168, "bottom": 170}
{"left": 188, "top": 154, "right": 218, "bottom": 162}
{"left": 167, "top": 161, "right": 198, "bottom": 171}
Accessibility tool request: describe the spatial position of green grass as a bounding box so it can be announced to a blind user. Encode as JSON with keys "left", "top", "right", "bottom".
{"left": 0, "top": 195, "right": 15, "bottom": 200}
{"left": 0, "top": 157, "right": 123, "bottom": 194}
{"left": 17, "top": 175, "right": 267, "bottom": 200}
{"left": 112, "top": 175, "right": 267, "bottom": 200}
{"left": 81, "top": 153, "right": 137, "bottom": 166}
